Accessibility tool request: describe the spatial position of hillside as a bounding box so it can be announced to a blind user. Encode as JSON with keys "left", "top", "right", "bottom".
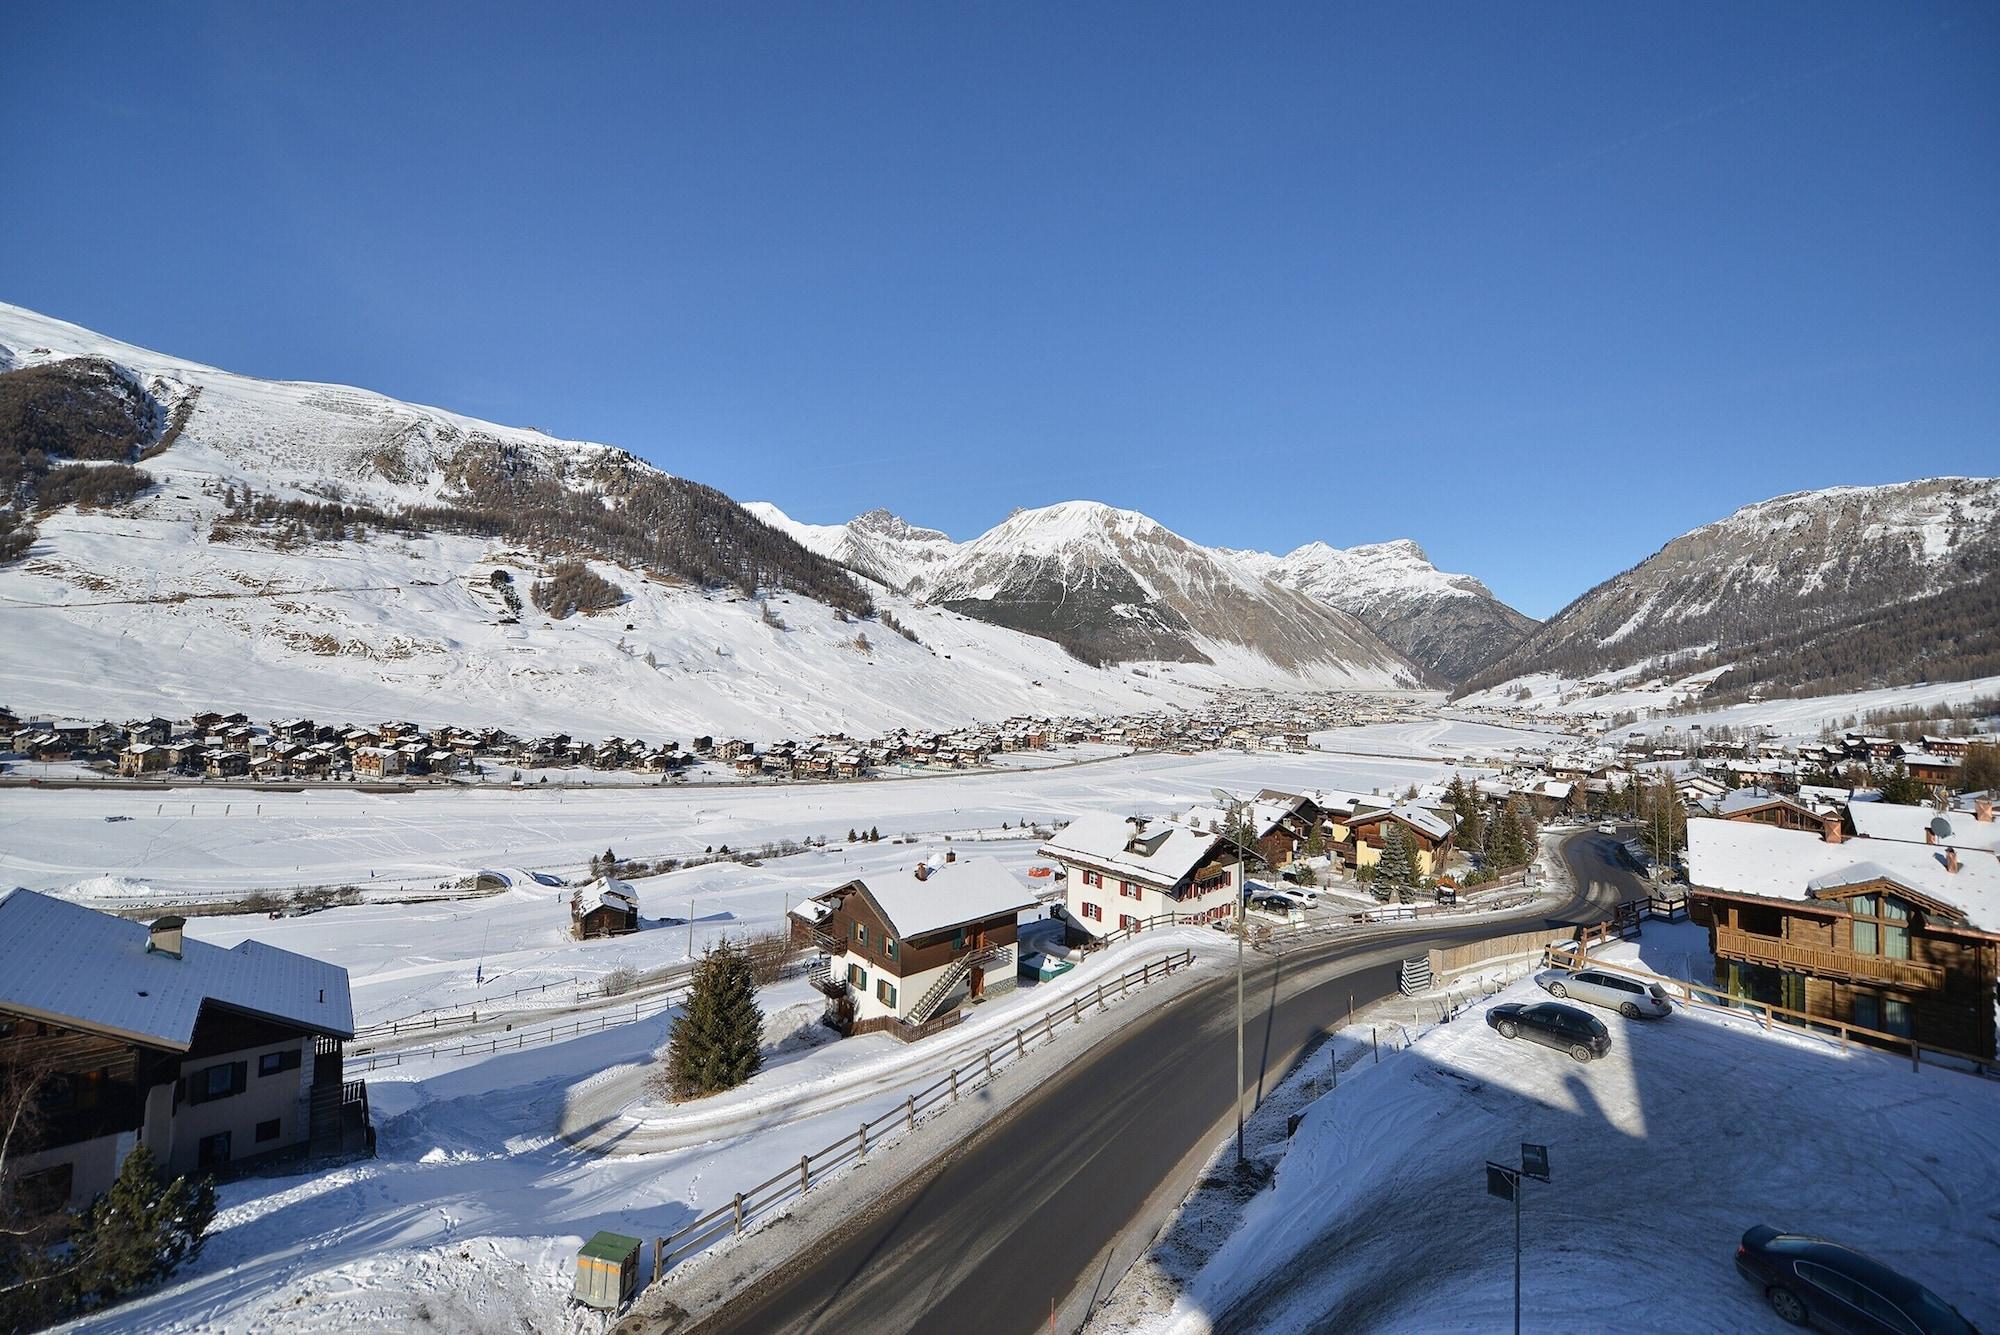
{"left": 0, "top": 303, "right": 1413, "bottom": 736}
{"left": 1234, "top": 539, "right": 1537, "bottom": 683}
{"left": 1455, "top": 477, "right": 2000, "bottom": 707}
{"left": 910, "top": 501, "right": 1420, "bottom": 683}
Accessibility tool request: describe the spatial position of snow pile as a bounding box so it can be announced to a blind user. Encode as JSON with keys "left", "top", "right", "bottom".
{"left": 1156, "top": 972, "right": 2000, "bottom": 1334}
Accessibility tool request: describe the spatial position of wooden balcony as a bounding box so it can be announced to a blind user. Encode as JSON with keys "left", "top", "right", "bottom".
{"left": 1714, "top": 925, "right": 1945, "bottom": 991}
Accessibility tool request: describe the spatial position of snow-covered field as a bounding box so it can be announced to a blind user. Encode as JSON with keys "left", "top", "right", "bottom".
{"left": 1611, "top": 674, "right": 2000, "bottom": 743}
{"left": 1154, "top": 937, "right": 2000, "bottom": 1334}
{"left": 1312, "top": 716, "right": 1576, "bottom": 760}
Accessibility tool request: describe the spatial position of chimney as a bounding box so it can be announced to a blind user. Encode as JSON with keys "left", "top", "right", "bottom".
{"left": 1820, "top": 813, "right": 1843, "bottom": 845}
{"left": 1925, "top": 827, "right": 1937, "bottom": 845}
{"left": 1125, "top": 815, "right": 1150, "bottom": 852}
{"left": 1977, "top": 798, "right": 1994, "bottom": 824}
{"left": 945, "top": 849, "right": 956, "bottom": 863}
{"left": 147, "top": 915, "right": 185, "bottom": 959}
{"left": 914, "top": 862, "right": 930, "bottom": 882}
{"left": 1945, "top": 846, "right": 1959, "bottom": 874}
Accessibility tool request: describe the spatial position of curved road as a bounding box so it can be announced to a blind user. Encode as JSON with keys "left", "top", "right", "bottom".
{"left": 655, "top": 839, "right": 1624, "bottom": 1335}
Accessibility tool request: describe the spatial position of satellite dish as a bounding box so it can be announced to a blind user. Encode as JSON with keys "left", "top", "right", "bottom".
{"left": 1930, "top": 815, "right": 1953, "bottom": 839}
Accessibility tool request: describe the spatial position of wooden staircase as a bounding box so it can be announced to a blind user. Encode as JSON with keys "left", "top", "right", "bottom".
{"left": 906, "top": 944, "right": 1009, "bottom": 1025}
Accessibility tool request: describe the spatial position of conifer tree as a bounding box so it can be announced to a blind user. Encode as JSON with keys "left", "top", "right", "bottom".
{"left": 662, "top": 941, "right": 764, "bottom": 1099}
{"left": 1374, "top": 821, "right": 1416, "bottom": 899}
{"left": 1491, "top": 801, "right": 1528, "bottom": 870}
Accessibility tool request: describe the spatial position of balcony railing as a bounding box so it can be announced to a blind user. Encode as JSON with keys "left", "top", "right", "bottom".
{"left": 1714, "top": 925, "right": 1945, "bottom": 991}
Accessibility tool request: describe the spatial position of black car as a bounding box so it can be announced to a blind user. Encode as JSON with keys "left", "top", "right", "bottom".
{"left": 1484, "top": 1001, "right": 1611, "bottom": 1061}
{"left": 1735, "top": 1225, "right": 1979, "bottom": 1334}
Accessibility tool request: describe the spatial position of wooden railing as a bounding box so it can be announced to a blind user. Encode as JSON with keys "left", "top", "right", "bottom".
{"left": 645, "top": 949, "right": 1196, "bottom": 1282}
{"left": 1541, "top": 947, "right": 1992, "bottom": 1078}
{"left": 1713, "top": 926, "right": 1945, "bottom": 991}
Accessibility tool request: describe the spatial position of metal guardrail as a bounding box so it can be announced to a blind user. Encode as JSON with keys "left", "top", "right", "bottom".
{"left": 645, "top": 949, "right": 1197, "bottom": 1281}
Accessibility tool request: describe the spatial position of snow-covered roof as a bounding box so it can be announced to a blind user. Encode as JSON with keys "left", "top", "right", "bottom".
{"left": 1685, "top": 819, "right": 2000, "bottom": 932}
{"left": 1349, "top": 804, "right": 1452, "bottom": 841}
{"left": 0, "top": 888, "right": 354, "bottom": 1049}
{"left": 1849, "top": 802, "right": 2000, "bottom": 855}
{"left": 1716, "top": 786, "right": 1827, "bottom": 817}
{"left": 1039, "top": 812, "right": 1226, "bottom": 890}
{"left": 853, "top": 857, "right": 1037, "bottom": 939}
{"left": 587, "top": 877, "right": 637, "bottom": 912}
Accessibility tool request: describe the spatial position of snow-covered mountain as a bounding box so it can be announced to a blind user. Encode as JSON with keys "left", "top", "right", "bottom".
{"left": 909, "top": 501, "right": 1420, "bottom": 683}
{"left": 744, "top": 502, "right": 964, "bottom": 592}
{"left": 1456, "top": 477, "right": 2000, "bottom": 707}
{"left": 1232, "top": 538, "right": 1537, "bottom": 683}
{"left": 0, "top": 303, "right": 1416, "bottom": 736}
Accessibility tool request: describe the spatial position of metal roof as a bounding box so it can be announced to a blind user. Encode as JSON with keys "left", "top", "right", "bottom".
{"left": 0, "top": 888, "right": 355, "bottom": 1050}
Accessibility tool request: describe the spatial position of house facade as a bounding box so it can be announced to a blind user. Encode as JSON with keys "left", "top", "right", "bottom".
{"left": 571, "top": 878, "right": 639, "bottom": 939}
{"left": 802, "top": 857, "right": 1035, "bottom": 1036}
{"left": 1685, "top": 818, "right": 2000, "bottom": 1059}
{"left": 1040, "top": 812, "right": 1238, "bottom": 937}
{"left": 1341, "top": 805, "right": 1456, "bottom": 878}
{"left": 0, "top": 891, "right": 371, "bottom": 1212}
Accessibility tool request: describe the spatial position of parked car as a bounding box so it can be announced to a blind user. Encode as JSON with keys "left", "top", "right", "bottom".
{"left": 1598, "top": 821, "right": 1618, "bottom": 835}
{"left": 1484, "top": 1001, "right": 1611, "bottom": 1062}
{"left": 1735, "top": 1224, "right": 1980, "bottom": 1333}
{"left": 1534, "top": 966, "right": 1674, "bottom": 1019}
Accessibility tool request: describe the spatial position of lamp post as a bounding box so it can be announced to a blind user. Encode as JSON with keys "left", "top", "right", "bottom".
{"left": 1212, "top": 788, "right": 1252, "bottom": 1168}
{"left": 1486, "top": 1142, "right": 1551, "bottom": 1335}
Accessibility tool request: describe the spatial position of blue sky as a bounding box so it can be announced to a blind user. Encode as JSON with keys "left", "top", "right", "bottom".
{"left": 5, "top": 3, "right": 1995, "bottom": 618}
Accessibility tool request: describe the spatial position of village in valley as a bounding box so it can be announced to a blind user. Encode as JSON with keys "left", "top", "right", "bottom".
{"left": 4, "top": 669, "right": 1998, "bottom": 1333}
{"left": 5, "top": 6, "right": 1998, "bottom": 1331}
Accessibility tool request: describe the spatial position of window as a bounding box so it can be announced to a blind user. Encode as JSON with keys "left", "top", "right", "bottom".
{"left": 853, "top": 923, "right": 869, "bottom": 947}
{"left": 255, "top": 1118, "right": 281, "bottom": 1144}
{"left": 16, "top": 1164, "right": 71, "bottom": 1215}
{"left": 1796, "top": 1262, "right": 1860, "bottom": 1306}
{"left": 1119, "top": 880, "right": 1140, "bottom": 899}
{"left": 1082, "top": 869, "right": 1102, "bottom": 888}
{"left": 1119, "top": 914, "right": 1139, "bottom": 931}
{"left": 876, "top": 979, "right": 898, "bottom": 1008}
{"left": 884, "top": 937, "right": 897, "bottom": 960}
{"left": 1852, "top": 993, "right": 1879, "bottom": 1031}
{"left": 190, "top": 1061, "right": 246, "bottom": 1105}
{"left": 197, "top": 1131, "right": 231, "bottom": 1168}
{"left": 847, "top": 963, "right": 868, "bottom": 990}
{"left": 1882, "top": 997, "right": 1912, "bottom": 1038}
{"left": 1849, "top": 893, "right": 1912, "bottom": 959}
{"left": 258, "top": 1048, "right": 302, "bottom": 1077}
{"left": 1081, "top": 902, "right": 1102, "bottom": 922}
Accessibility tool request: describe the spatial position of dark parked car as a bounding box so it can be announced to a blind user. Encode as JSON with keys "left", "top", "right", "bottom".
{"left": 1484, "top": 1001, "right": 1611, "bottom": 1062}
{"left": 1735, "top": 1224, "right": 1980, "bottom": 1334}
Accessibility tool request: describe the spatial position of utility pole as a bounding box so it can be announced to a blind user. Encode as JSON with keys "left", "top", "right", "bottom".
{"left": 1213, "top": 788, "right": 1249, "bottom": 1168}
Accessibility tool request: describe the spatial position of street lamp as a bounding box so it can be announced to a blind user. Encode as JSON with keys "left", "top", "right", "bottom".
{"left": 1485, "top": 1142, "right": 1552, "bottom": 1335}
{"left": 1211, "top": 787, "right": 1253, "bottom": 1168}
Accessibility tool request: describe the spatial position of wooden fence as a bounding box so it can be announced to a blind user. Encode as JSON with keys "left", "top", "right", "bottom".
{"left": 348, "top": 997, "right": 680, "bottom": 1072}
{"left": 1541, "top": 946, "right": 1995, "bottom": 1079}
{"left": 645, "top": 949, "right": 1196, "bottom": 1282}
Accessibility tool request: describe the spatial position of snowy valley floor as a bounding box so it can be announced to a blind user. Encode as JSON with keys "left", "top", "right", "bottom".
{"left": 1095, "top": 925, "right": 2000, "bottom": 1335}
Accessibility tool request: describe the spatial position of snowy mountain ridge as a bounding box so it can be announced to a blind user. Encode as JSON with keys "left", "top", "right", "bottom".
{"left": 0, "top": 302, "right": 1417, "bottom": 735}
{"left": 1455, "top": 475, "right": 2000, "bottom": 707}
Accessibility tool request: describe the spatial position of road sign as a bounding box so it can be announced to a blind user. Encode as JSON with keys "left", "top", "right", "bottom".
{"left": 1522, "top": 1143, "right": 1550, "bottom": 1182}
{"left": 1485, "top": 1162, "right": 1517, "bottom": 1201}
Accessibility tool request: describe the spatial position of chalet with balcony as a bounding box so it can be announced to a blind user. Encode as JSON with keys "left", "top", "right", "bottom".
{"left": 117, "top": 744, "right": 170, "bottom": 777}
{"left": 351, "top": 746, "right": 406, "bottom": 779}
{"left": 1685, "top": 817, "right": 2000, "bottom": 1059}
{"left": 0, "top": 890, "right": 370, "bottom": 1212}
{"left": 1040, "top": 813, "right": 1239, "bottom": 937}
{"left": 1340, "top": 805, "right": 1456, "bottom": 878}
{"left": 1713, "top": 787, "right": 1838, "bottom": 833}
{"left": 801, "top": 857, "right": 1036, "bottom": 1039}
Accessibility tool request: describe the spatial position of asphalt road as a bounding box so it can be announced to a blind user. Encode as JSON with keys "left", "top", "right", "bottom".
{"left": 669, "top": 860, "right": 1621, "bottom": 1335}
{"left": 1557, "top": 825, "right": 1654, "bottom": 906}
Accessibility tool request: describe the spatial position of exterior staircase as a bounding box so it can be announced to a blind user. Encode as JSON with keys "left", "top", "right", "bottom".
{"left": 906, "top": 944, "right": 1009, "bottom": 1026}
{"left": 1398, "top": 955, "right": 1434, "bottom": 996}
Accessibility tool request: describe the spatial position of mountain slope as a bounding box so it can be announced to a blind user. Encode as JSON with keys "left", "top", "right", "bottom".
{"left": 1234, "top": 539, "right": 1537, "bottom": 683}
{"left": 744, "top": 502, "right": 963, "bottom": 592}
{"left": 0, "top": 303, "right": 1410, "bottom": 736}
{"left": 1455, "top": 477, "right": 2000, "bottom": 705}
{"left": 910, "top": 501, "right": 1421, "bottom": 684}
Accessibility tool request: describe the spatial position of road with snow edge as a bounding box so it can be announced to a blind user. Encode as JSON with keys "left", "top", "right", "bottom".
{"left": 650, "top": 841, "right": 1624, "bottom": 1335}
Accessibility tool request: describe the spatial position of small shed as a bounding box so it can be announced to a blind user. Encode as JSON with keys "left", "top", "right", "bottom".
{"left": 571, "top": 877, "right": 640, "bottom": 939}
{"left": 573, "top": 1230, "right": 642, "bottom": 1310}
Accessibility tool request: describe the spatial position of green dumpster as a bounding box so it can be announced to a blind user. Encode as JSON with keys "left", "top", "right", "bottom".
{"left": 574, "top": 1231, "right": 643, "bottom": 1311}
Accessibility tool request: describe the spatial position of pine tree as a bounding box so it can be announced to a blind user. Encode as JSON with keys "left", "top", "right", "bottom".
{"left": 847, "top": 828, "right": 858, "bottom": 843}
{"left": 868, "top": 826, "right": 880, "bottom": 842}
{"left": 1491, "top": 802, "right": 1528, "bottom": 870}
{"left": 662, "top": 941, "right": 764, "bottom": 1100}
{"left": 49, "top": 1145, "right": 217, "bottom": 1318}
{"left": 1374, "top": 821, "right": 1416, "bottom": 899}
